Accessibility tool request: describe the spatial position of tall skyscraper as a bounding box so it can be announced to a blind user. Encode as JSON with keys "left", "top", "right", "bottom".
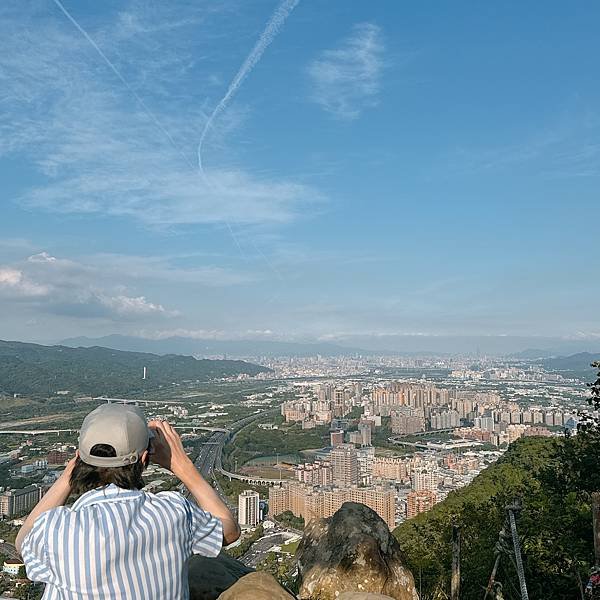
{"left": 330, "top": 444, "right": 358, "bottom": 486}
{"left": 238, "top": 490, "right": 260, "bottom": 527}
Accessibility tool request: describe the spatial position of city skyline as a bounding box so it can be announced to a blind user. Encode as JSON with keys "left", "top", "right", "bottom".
{"left": 1, "top": 1, "right": 599, "bottom": 346}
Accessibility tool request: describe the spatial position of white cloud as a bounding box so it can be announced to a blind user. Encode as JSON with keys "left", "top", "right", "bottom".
{"left": 0, "top": 2, "right": 320, "bottom": 228}
{"left": 307, "top": 23, "right": 384, "bottom": 120}
{"left": 98, "top": 295, "right": 173, "bottom": 317}
{"left": 0, "top": 253, "right": 179, "bottom": 321}
{"left": 0, "top": 247, "right": 258, "bottom": 324}
{"left": 27, "top": 252, "right": 58, "bottom": 264}
{"left": 0, "top": 268, "right": 49, "bottom": 297}
{"left": 139, "top": 328, "right": 279, "bottom": 341}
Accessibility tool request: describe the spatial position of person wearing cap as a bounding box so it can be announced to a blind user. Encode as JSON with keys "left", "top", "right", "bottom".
{"left": 15, "top": 403, "right": 240, "bottom": 599}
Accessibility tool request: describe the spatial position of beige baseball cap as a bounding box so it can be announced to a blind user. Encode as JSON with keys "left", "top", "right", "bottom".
{"left": 79, "top": 403, "right": 153, "bottom": 467}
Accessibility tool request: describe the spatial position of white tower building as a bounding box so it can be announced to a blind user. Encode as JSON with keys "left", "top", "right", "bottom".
{"left": 238, "top": 490, "right": 260, "bottom": 527}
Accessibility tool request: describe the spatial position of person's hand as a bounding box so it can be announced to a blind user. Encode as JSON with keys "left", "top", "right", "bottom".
{"left": 57, "top": 452, "right": 78, "bottom": 488}
{"left": 148, "top": 420, "right": 191, "bottom": 476}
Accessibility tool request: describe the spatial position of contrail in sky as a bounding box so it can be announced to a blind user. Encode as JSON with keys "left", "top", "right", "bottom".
{"left": 54, "top": 0, "right": 291, "bottom": 278}
{"left": 197, "top": 0, "right": 300, "bottom": 174}
{"left": 52, "top": 0, "right": 194, "bottom": 169}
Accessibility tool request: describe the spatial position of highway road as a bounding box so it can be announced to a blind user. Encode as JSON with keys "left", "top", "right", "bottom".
{"left": 183, "top": 410, "right": 277, "bottom": 509}
{"left": 0, "top": 541, "right": 20, "bottom": 560}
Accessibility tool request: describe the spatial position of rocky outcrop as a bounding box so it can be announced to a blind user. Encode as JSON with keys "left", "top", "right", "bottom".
{"left": 296, "top": 502, "right": 419, "bottom": 600}
{"left": 188, "top": 551, "right": 254, "bottom": 600}
{"left": 217, "top": 572, "right": 296, "bottom": 599}
{"left": 339, "top": 594, "right": 396, "bottom": 600}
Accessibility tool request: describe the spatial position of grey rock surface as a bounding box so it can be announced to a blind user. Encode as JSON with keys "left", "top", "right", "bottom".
{"left": 339, "top": 594, "right": 396, "bottom": 600}
{"left": 188, "top": 551, "right": 254, "bottom": 600}
{"left": 217, "top": 571, "right": 296, "bottom": 599}
{"left": 296, "top": 502, "right": 419, "bottom": 600}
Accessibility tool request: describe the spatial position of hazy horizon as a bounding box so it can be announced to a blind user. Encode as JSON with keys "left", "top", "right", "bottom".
{"left": 2, "top": 331, "right": 598, "bottom": 358}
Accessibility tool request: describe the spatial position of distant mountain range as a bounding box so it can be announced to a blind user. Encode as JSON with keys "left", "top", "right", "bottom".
{"left": 61, "top": 335, "right": 370, "bottom": 358}
{"left": 541, "top": 352, "right": 600, "bottom": 376}
{"left": 509, "top": 348, "right": 561, "bottom": 359}
{"left": 0, "top": 340, "right": 270, "bottom": 397}
{"left": 59, "top": 333, "right": 600, "bottom": 358}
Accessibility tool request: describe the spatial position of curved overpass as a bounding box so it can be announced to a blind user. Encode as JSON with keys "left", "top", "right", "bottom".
{"left": 216, "top": 466, "right": 287, "bottom": 486}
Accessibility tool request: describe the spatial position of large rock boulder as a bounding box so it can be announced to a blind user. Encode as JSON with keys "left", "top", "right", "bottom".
{"left": 217, "top": 571, "right": 296, "bottom": 599}
{"left": 188, "top": 551, "right": 254, "bottom": 600}
{"left": 339, "top": 594, "right": 396, "bottom": 600}
{"left": 296, "top": 502, "right": 419, "bottom": 600}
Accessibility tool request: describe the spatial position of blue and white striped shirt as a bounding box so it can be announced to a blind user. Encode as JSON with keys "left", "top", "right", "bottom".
{"left": 20, "top": 484, "right": 223, "bottom": 599}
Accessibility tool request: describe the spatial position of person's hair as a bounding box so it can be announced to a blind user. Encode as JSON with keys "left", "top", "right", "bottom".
{"left": 70, "top": 444, "right": 146, "bottom": 496}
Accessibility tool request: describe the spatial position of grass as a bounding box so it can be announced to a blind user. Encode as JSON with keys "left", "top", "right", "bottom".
{"left": 280, "top": 539, "right": 300, "bottom": 554}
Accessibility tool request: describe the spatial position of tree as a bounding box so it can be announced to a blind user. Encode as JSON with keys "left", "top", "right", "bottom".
{"left": 394, "top": 361, "right": 600, "bottom": 599}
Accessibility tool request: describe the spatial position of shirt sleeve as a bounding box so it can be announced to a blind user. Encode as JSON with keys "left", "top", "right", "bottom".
{"left": 184, "top": 499, "right": 223, "bottom": 557}
{"left": 20, "top": 511, "right": 54, "bottom": 584}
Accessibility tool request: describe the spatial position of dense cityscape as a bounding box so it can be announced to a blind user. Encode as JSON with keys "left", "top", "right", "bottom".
{"left": 0, "top": 348, "right": 593, "bottom": 597}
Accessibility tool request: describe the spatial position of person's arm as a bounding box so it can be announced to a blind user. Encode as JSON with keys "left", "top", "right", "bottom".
{"left": 148, "top": 420, "right": 240, "bottom": 545}
{"left": 15, "top": 456, "right": 76, "bottom": 554}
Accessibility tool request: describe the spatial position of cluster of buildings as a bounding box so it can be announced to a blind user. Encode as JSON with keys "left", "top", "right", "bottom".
{"left": 0, "top": 444, "right": 75, "bottom": 518}
{"left": 246, "top": 372, "right": 584, "bottom": 531}
{"left": 450, "top": 366, "right": 570, "bottom": 383}
{"left": 369, "top": 384, "right": 503, "bottom": 434}
{"left": 281, "top": 383, "right": 363, "bottom": 427}
{"left": 451, "top": 408, "right": 579, "bottom": 446}
{"left": 266, "top": 430, "right": 494, "bottom": 529}
{"left": 456, "top": 423, "right": 554, "bottom": 446}
{"left": 249, "top": 355, "right": 471, "bottom": 379}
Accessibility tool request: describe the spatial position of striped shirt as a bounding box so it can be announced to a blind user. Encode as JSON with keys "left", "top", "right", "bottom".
{"left": 20, "top": 484, "right": 223, "bottom": 599}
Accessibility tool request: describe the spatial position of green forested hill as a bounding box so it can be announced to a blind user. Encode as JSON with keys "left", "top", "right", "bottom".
{"left": 0, "top": 340, "right": 270, "bottom": 397}
{"left": 394, "top": 433, "right": 599, "bottom": 600}
{"left": 541, "top": 352, "right": 600, "bottom": 379}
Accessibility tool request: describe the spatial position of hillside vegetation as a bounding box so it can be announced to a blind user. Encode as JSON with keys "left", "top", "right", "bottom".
{"left": 541, "top": 351, "right": 600, "bottom": 379}
{"left": 0, "top": 340, "right": 270, "bottom": 397}
{"left": 394, "top": 365, "right": 600, "bottom": 600}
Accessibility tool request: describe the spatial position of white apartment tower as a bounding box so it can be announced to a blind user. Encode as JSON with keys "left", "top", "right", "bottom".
{"left": 238, "top": 490, "right": 260, "bottom": 527}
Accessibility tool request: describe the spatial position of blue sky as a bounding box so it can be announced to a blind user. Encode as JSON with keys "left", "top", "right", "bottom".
{"left": 1, "top": 0, "right": 599, "bottom": 346}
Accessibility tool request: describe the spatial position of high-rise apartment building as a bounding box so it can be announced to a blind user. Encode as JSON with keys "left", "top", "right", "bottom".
{"left": 407, "top": 490, "right": 437, "bottom": 518}
{"left": 474, "top": 416, "right": 494, "bottom": 432}
{"left": 358, "top": 423, "right": 372, "bottom": 446}
{"left": 411, "top": 468, "right": 438, "bottom": 492}
{"left": 356, "top": 446, "right": 375, "bottom": 485}
{"left": 268, "top": 485, "right": 289, "bottom": 517}
{"left": 330, "top": 430, "right": 344, "bottom": 447}
{"left": 348, "top": 431, "right": 363, "bottom": 445}
{"left": 0, "top": 485, "right": 43, "bottom": 517}
{"left": 430, "top": 410, "right": 460, "bottom": 430}
{"left": 47, "top": 450, "right": 69, "bottom": 465}
{"left": 373, "top": 456, "right": 409, "bottom": 482}
{"left": 391, "top": 409, "right": 425, "bottom": 435}
{"left": 268, "top": 483, "right": 396, "bottom": 529}
{"left": 295, "top": 461, "right": 332, "bottom": 486}
{"left": 238, "top": 490, "right": 260, "bottom": 527}
{"left": 330, "top": 444, "right": 359, "bottom": 486}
